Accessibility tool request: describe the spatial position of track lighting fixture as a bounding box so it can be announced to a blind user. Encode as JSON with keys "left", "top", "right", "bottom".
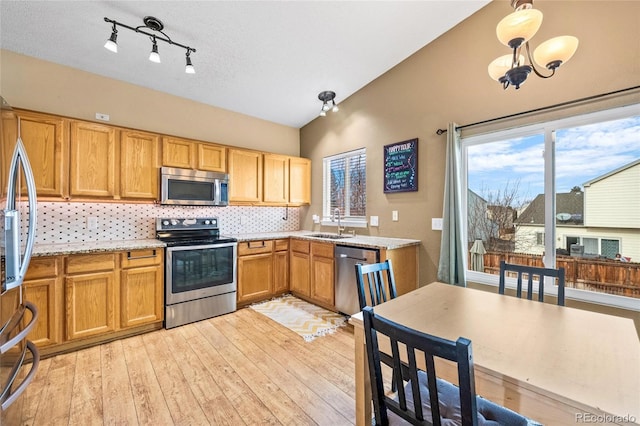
{"left": 318, "top": 91, "right": 339, "bottom": 117}
{"left": 488, "top": 0, "right": 578, "bottom": 90}
{"left": 103, "top": 16, "right": 197, "bottom": 74}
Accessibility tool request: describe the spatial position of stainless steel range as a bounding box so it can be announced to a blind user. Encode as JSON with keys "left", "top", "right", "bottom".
{"left": 156, "top": 218, "right": 237, "bottom": 329}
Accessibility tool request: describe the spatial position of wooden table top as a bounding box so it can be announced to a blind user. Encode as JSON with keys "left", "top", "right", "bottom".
{"left": 350, "top": 282, "right": 640, "bottom": 422}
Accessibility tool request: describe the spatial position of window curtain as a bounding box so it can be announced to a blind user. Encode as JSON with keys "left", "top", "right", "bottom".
{"left": 437, "top": 123, "right": 467, "bottom": 286}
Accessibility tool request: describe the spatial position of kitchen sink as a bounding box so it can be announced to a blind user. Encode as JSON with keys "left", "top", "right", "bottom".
{"left": 308, "top": 233, "right": 354, "bottom": 240}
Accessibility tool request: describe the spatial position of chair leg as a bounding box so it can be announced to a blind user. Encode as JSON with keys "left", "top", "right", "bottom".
{"left": 391, "top": 371, "right": 397, "bottom": 392}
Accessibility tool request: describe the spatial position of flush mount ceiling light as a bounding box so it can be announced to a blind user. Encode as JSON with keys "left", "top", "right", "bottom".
{"left": 318, "top": 91, "right": 339, "bottom": 117}
{"left": 488, "top": 0, "right": 578, "bottom": 90}
{"left": 103, "top": 16, "right": 197, "bottom": 74}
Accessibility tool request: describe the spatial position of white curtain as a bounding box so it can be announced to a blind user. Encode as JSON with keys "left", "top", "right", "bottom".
{"left": 437, "top": 123, "right": 467, "bottom": 286}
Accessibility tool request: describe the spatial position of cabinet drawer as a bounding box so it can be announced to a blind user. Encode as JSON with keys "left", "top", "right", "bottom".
{"left": 291, "top": 239, "right": 310, "bottom": 254}
{"left": 120, "top": 249, "right": 163, "bottom": 268}
{"left": 311, "top": 241, "right": 334, "bottom": 258}
{"left": 66, "top": 253, "right": 116, "bottom": 274}
{"left": 274, "top": 239, "right": 289, "bottom": 252}
{"left": 25, "top": 257, "right": 59, "bottom": 280}
{"left": 238, "top": 240, "right": 273, "bottom": 256}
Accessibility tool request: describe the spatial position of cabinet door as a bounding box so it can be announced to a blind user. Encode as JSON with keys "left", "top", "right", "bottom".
{"left": 70, "top": 120, "right": 117, "bottom": 197}
{"left": 238, "top": 253, "right": 273, "bottom": 304}
{"left": 273, "top": 250, "right": 289, "bottom": 294}
{"left": 311, "top": 255, "right": 335, "bottom": 306}
{"left": 198, "top": 143, "right": 226, "bottom": 172}
{"left": 65, "top": 271, "right": 116, "bottom": 340}
{"left": 263, "top": 154, "right": 289, "bottom": 204}
{"left": 290, "top": 251, "right": 310, "bottom": 297}
{"left": 24, "top": 277, "right": 63, "bottom": 347}
{"left": 120, "top": 265, "right": 163, "bottom": 328}
{"left": 120, "top": 130, "right": 159, "bottom": 199}
{"left": 162, "top": 137, "right": 195, "bottom": 169}
{"left": 15, "top": 110, "right": 68, "bottom": 197}
{"left": 289, "top": 157, "right": 311, "bottom": 205}
{"left": 228, "top": 149, "right": 262, "bottom": 202}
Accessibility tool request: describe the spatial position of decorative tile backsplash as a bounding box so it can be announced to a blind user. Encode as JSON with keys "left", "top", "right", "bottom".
{"left": 32, "top": 202, "right": 300, "bottom": 244}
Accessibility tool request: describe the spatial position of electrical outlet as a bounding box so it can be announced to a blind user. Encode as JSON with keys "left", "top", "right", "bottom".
{"left": 95, "top": 113, "right": 110, "bottom": 121}
{"left": 370, "top": 216, "right": 379, "bottom": 227}
{"left": 240, "top": 216, "right": 248, "bottom": 226}
{"left": 87, "top": 217, "right": 98, "bottom": 230}
{"left": 392, "top": 211, "right": 398, "bottom": 222}
{"left": 312, "top": 214, "right": 320, "bottom": 224}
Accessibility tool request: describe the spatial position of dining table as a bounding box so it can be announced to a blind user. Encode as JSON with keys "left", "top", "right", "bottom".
{"left": 349, "top": 282, "right": 640, "bottom": 426}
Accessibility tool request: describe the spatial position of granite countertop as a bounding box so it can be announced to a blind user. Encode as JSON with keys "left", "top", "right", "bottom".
{"left": 233, "top": 231, "right": 420, "bottom": 250}
{"left": 33, "top": 239, "right": 166, "bottom": 256}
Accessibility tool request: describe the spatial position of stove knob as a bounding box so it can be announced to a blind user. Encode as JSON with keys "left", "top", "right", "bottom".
{"left": 162, "top": 220, "right": 170, "bottom": 226}
{"left": 204, "top": 220, "right": 211, "bottom": 225}
{"left": 171, "top": 219, "right": 179, "bottom": 226}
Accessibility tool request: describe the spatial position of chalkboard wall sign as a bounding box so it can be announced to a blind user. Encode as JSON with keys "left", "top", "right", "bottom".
{"left": 384, "top": 138, "right": 418, "bottom": 193}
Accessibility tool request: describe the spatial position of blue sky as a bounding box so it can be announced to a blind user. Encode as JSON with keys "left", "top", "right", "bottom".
{"left": 467, "top": 114, "right": 640, "bottom": 203}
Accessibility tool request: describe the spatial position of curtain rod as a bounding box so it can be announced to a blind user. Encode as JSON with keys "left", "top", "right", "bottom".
{"left": 435, "top": 85, "right": 640, "bottom": 135}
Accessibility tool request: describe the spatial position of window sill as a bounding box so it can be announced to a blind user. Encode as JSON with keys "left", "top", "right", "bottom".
{"left": 321, "top": 219, "right": 368, "bottom": 229}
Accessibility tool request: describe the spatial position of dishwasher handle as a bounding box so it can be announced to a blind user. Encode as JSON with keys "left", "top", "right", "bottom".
{"left": 338, "top": 253, "right": 371, "bottom": 262}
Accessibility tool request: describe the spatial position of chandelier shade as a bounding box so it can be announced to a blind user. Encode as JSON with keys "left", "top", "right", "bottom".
{"left": 488, "top": 54, "right": 525, "bottom": 82}
{"left": 533, "top": 36, "right": 579, "bottom": 69}
{"left": 496, "top": 9, "right": 543, "bottom": 48}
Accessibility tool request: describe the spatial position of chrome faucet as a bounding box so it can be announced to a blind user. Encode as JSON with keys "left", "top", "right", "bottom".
{"left": 334, "top": 208, "right": 345, "bottom": 235}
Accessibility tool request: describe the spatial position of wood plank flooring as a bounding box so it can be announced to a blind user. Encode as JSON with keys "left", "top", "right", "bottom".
{"left": 4, "top": 307, "right": 357, "bottom": 425}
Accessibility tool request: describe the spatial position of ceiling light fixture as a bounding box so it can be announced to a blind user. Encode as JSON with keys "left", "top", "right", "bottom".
{"left": 318, "top": 91, "right": 339, "bottom": 117}
{"left": 488, "top": 0, "right": 578, "bottom": 90}
{"left": 103, "top": 16, "right": 197, "bottom": 74}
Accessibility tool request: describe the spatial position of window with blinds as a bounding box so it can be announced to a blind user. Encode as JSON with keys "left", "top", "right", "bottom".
{"left": 323, "top": 148, "right": 366, "bottom": 219}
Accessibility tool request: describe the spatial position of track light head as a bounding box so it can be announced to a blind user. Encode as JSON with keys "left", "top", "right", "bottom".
{"left": 149, "top": 37, "right": 161, "bottom": 63}
{"left": 104, "top": 24, "right": 118, "bottom": 53}
{"left": 185, "top": 51, "right": 195, "bottom": 74}
{"left": 318, "top": 91, "right": 339, "bottom": 117}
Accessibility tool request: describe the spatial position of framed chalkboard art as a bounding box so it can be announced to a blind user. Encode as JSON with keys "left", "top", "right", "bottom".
{"left": 384, "top": 138, "right": 418, "bottom": 193}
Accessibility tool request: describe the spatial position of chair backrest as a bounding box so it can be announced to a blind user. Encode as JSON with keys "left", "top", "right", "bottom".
{"left": 362, "top": 306, "right": 478, "bottom": 426}
{"left": 498, "top": 260, "right": 566, "bottom": 306}
{"left": 355, "top": 260, "right": 397, "bottom": 310}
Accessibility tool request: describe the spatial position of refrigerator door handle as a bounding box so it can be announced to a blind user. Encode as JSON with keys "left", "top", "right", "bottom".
{"left": 0, "top": 340, "right": 40, "bottom": 411}
{"left": 0, "top": 301, "right": 39, "bottom": 354}
{"left": 4, "top": 134, "right": 38, "bottom": 292}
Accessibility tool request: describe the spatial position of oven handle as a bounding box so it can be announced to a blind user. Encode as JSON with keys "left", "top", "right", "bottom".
{"left": 127, "top": 250, "right": 157, "bottom": 260}
{"left": 166, "top": 242, "right": 238, "bottom": 252}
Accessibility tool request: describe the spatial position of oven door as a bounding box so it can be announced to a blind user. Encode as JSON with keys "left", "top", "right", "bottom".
{"left": 165, "top": 242, "right": 237, "bottom": 305}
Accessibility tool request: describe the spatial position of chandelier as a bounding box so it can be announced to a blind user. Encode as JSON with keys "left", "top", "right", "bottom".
{"left": 488, "top": 0, "right": 578, "bottom": 90}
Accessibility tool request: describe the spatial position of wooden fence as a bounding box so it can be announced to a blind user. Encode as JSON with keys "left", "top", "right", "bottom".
{"left": 474, "top": 251, "right": 640, "bottom": 299}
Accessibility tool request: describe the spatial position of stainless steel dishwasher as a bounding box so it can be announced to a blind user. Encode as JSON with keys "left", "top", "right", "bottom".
{"left": 335, "top": 245, "right": 379, "bottom": 315}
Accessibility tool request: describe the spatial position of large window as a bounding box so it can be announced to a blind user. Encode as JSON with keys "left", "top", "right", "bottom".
{"left": 463, "top": 104, "right": 640, "bottom": 309}
{"left": 323, "top": 148, "right": 366, "bottom": 222}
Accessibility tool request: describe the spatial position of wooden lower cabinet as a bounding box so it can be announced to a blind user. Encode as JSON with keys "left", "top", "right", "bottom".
{"left": 65, "top": 270, "right": 116, "bottom": 340}
{"left": 120, "top": 249, "right": 164, "bottom": 328}
{"left": 290, "top": 240, "right": 310, "bottom": 297}
{"left": 237, "top": 241, "right": 274, "bottom": 305}
{"left": 310, "top": 242, "right": 335, "bottom": 307}
{"left": 273, "top": 239, "right": 289, "bottom": 294}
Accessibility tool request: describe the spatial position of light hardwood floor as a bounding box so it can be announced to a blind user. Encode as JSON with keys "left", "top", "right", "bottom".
{"left": 5, "top": 308, "right": 357, "bottom": 425}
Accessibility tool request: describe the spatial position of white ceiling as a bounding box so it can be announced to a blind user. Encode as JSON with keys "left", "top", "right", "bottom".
{"left": 0, "top": 1, "right": 489, "bottom": 128}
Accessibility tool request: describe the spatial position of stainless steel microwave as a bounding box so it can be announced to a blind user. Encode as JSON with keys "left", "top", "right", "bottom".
{"left": 160, "top": 167, "right": 229, "bottom": 206}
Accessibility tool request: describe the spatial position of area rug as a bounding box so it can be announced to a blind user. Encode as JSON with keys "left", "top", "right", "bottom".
{"left": 249, "top": 294, "right": 348, "bottom": 342}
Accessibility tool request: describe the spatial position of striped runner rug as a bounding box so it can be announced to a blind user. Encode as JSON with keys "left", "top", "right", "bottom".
{"left": 249, "top": 294, "right": 348, "bottom": 342}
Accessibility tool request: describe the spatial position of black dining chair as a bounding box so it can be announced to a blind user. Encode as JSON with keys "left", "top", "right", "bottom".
{"left": 499, "top": 260, "right": 566, "bottom": 306}
{"left": 362, "top": 306, "right": 538, "bottom": 425}
{"left": 355, "top": 260, "right": 397, "bottom": 311}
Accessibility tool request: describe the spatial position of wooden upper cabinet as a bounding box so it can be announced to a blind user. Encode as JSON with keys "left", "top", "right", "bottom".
{"left": 162, "top": 136, "right": 195, "bottom": 169}
{"left": 15, "top": 110, "right": 68, "bottom": 198}
{"left": 289, "top": 157, "right": 311, "bottom": 205}
{"left": 120, "top": 130, "right": 159, "bottom": 199}
{"left": 70, "top": 120, "right": 118, "bottom": 197}
{"left": 162, "top": 136, "right": 226, "bottom": 172}
{"left": 197, "top": 143, "right": 226, "bottom": 172}
{"left": 228, "top": 148, "right": 262, "bottom": 203}
{"left": 263, "top": 153, "right": 289, "bottom": 204}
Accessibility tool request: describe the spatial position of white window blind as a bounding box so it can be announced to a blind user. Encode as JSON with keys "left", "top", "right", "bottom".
{"left": 323, "top": 148, "right": 366, "bottom": 219}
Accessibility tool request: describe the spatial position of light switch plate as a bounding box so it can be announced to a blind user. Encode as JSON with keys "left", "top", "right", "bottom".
{"left": 370, "top": 216, "right": 379, "bottom": 227}
{"left": 432, "top": 218, "right": 443, "bottom": 230}
{"left": 240, "top": 216, "right": 248, "bottom": 226}
{"left": 312, "top": 214, "right": 320, "bottom": 224}
{"left": 392, "top": 211, "right": 398, "bottom": 222}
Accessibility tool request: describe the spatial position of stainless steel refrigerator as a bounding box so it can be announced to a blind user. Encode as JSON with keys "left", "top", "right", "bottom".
{"left": 0, "top": 96, "right": 40, "bottom": 418}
